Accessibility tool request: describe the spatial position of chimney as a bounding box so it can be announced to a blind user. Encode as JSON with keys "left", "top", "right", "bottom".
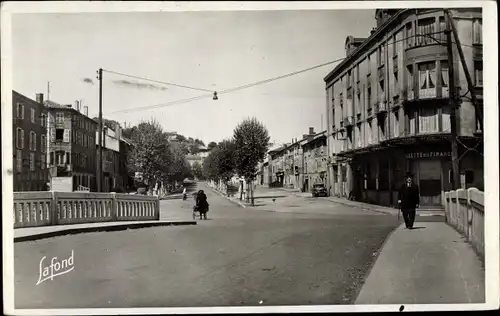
{"left": 83, "top": 106, "right": 88, "bottom": 116}
{"left": 75, "top": 100, "right": 80, "bottom": 112}
{"left": 35, "top": 93, "right": 44, "bottom": 104}
{"left": 309, "top": 127, "right": 314, "bottom": 135}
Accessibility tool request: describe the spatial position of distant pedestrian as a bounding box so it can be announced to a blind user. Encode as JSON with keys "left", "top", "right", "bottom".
{"left": 397, "top": 172, "right": 420, "bottom": 229}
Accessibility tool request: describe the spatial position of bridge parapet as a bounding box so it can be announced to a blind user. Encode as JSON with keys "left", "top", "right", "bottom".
{"left": 13, "top": 192, "right": 160, "bottom": 228}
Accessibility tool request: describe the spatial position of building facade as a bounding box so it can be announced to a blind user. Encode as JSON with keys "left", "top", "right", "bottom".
{"left": 45, "top": 100, "right": 98, "bottom": 191}
{"left": 97, "top": 125, "right": 124, "bottom": 192}
{"left": 13, "top": 91, "right": 49, "bottom": 191}
{"left": 302, "top": 131, "right": 328, "bottom": 193}
{"left": 325, "top": 8, "right": 483, "bottom": 207}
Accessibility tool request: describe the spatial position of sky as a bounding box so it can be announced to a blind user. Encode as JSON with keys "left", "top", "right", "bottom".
{"left": 12, "top": 9, "right": 375, "bottom": 145}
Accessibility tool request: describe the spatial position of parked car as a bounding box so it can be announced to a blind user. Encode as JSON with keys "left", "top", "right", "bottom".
{"left": 312, "top": 183, "right": 327, "bottom": 197}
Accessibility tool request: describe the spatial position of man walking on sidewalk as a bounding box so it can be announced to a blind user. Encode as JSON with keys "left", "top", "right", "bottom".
{"left": 397, "top": 172, "right": 420, "bottom": 229}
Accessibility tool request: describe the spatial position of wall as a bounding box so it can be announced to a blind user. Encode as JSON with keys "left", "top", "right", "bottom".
{"left": 444, "top": 188, "right": 484, "bottom": 259}
{"left": 13, "top": 91, "right": 48, "bottom": 191}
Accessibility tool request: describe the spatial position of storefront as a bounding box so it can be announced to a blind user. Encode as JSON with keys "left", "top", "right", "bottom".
{"left": 340, "top": 135, "right": 483, "bottom": 208}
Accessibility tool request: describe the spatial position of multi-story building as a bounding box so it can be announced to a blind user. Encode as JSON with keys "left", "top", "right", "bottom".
{"left": 325, "top": 8, "right": 483, "bottom": 207}
{"left": 302, "top": 131, "right": 328, "bottom": 193}
{"left": 268, "top": 145, "right": 287, "bottom": 187}
{"left": 96, "top": 125, "right": 124, "bottom": 192}
{"left": 12, "top": 91, "right": 48, "bottom": 191}
{"left": 45, "top": 100, "right": 98, "bottom": 191}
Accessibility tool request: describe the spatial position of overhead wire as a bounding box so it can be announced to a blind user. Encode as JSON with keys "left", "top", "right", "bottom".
{"left": 110, "top": 30, "right": 481, "bottom": 115}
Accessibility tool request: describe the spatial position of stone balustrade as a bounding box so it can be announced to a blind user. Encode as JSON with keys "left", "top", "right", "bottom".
{"left": 444, "top": 188, "right": 484, "bottom": 258}
{"left": 13, "top": 192, "right": 160, "bottom": 228}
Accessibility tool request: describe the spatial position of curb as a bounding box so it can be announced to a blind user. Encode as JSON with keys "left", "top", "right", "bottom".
{"left": 205, "top": 185, "right": 247, "bottom": 208}
{"left": 14, "top": 221, "right": 197, "bottom": 243}
{"left": 353, "top": 222, "right": 404, "bottom": 304}
{"left": 325, "top": 198, "right": 398, "bottom": 215}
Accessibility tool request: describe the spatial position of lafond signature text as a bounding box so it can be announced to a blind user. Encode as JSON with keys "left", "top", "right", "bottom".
{"left": 37, "top": 250, "right": 75, "bottom": 285}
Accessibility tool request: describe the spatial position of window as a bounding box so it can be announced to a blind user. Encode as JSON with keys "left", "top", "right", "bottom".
{"left": 392, "top": 34, "right": 397, "bottom": 56}
{"left": 29, "top": 131, "right": 36, "bottom": 151}
{"left": 16, "top": 128, "right": 24, "bottom": 149}
{"left": 347, "top": 70, "right": 352, "bottom": 87}
{"left": 56, "top": 151, "right": 65, "bottom": 165}
{"left": 56, "top": 112, "right": 64, "bottom": 124}
{"left": 393, "top": 110, "right": 400, "bottom": 137}
{"left": 41, "top": 113, "right": 47, "bottom": 127}
{"left": 378, "top": 43, "right": 385, "bottom": 66}
{"left": 41, "top": 135, "right": 46, "bottom": 152}
{"left": 474, "top": 61, "right": 483, "bottom": 86}
{"left": 41, "top": 154, "right": 46, "bottom": 169}
{"left": 77, "top": 131, "right": 82, "bottom": 145}
{"left": 31, "top": 108, "right": 35, "bottom": 123}
{"left": 393, "top": 70, "right": 399, "bottom": 96}
{"left": 379, "top": 79, "right": 385, "bottom": 102}
{"left": 66, "top": 152, "right": 70, "bottom": 165}
{"left": 439, "top": 17, "right": 447, "bottom": 42}
{"left": 29, "top": 153, "right": 35, "bottom": 171}
{"left": 367, "top": 121, "right": 373, "bottom": 144}
{"left": 408, "top": 110, "right": 416, "bottom": 134}
{"left": 405, "top": 22, "right": 414, "bottom": 48}
{"left": 440, "top": 61, "right": 450, "bottom": 97}
{"left": 367, "top": 86, "right": 372, "bottom": 108}
{"left": 406, "top": 65, "right": 414, "bottom": 98}
{"left": 472, "top": 19, "right": 482, "bottom": 44}
{"left": 418, "top": 62, "right": 437, "bottom": 98}
{"left": 416, "top": 17, "right": 436, "bottom": 46}
{"left": 16, "top": 149, "right": 22, "bottom": 172}
{"left": 17, "top": 103, "right": 24, "bottom": 119}
{"left": 55, "top": 129, "right": 65, "bottom": 141}
{"left": 418, "top": 107, "right": 439, "bottom": 134}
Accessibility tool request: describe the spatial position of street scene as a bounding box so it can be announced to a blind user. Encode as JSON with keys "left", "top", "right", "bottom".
{"left": 5, "top": 3, "right": 491, "bottom": 313}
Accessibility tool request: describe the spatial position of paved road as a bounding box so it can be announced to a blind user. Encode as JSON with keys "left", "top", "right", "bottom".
{"left": 15, "top": 183, "right": 400, "bottom": 308}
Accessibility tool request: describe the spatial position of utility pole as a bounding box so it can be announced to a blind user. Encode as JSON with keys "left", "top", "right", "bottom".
{"left": 446, "top": 9, "right": 483, "bottom": 130}
{"left": 97, "top": 68, "right": 103, "bottom": 192}
{"left": 445, "top": 12, "right": 461, "bottom": 190}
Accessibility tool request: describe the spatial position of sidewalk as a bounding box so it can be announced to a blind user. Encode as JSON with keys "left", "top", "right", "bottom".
{"left": 355, "top": 222, "right": 485, "bottom": 304}
{"left": 14, "top": 220, "right": 196, "bottom": 242}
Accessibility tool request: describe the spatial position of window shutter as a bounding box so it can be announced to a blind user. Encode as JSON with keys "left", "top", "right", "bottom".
{"left": 21, "top": 130, "right": 24, "bottom": 149}
{"left": 50, "top": 128, "right": 55, "bottom": 142}
{"left": 33, "top": 133, "right": 37, "bottom": 151}
{"left": 64, "top": 129, "right": 70, "bottom": 142}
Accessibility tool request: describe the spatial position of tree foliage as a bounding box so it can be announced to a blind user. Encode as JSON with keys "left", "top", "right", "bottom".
{"left": 207, "top": 141, "right": 218, "bottom": 151}
{"left": 191, "top": 161, "right": 204, "bottom": 180}
{"left": 202, "top": 139, "right": 236, "bottom": 182}
{"left": 233, "top": 117, "right": 270, "bottom": 181}
{"left": 126, "top": 119, "right": 173, "bottom": 188}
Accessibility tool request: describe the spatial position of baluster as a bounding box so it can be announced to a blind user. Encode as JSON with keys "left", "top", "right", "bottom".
{"left": 134, "top": 202, "right": 137, "bottom": 218}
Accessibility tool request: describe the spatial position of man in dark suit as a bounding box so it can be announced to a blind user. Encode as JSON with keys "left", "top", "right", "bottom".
{"left": 397, "top": 172, "right": 420, "bottom": 229}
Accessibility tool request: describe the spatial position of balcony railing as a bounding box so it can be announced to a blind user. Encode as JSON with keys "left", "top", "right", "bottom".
{"left": 419, "top": 88, "right": 437, "bottom": 99}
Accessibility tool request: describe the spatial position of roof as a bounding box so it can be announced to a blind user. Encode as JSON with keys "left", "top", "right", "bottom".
{"left": 324, "top": 9, "right": 408, "bottom": 83}
{"left": 302, "top": 131, "right": 327, "bottom": 146}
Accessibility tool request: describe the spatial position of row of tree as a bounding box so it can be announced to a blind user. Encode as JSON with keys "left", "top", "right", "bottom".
{"left": 124, "top": 119, "right": 194, "bottom": 192}
{"left": 201, "top": 117, "right": 270, "bottom": 203}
